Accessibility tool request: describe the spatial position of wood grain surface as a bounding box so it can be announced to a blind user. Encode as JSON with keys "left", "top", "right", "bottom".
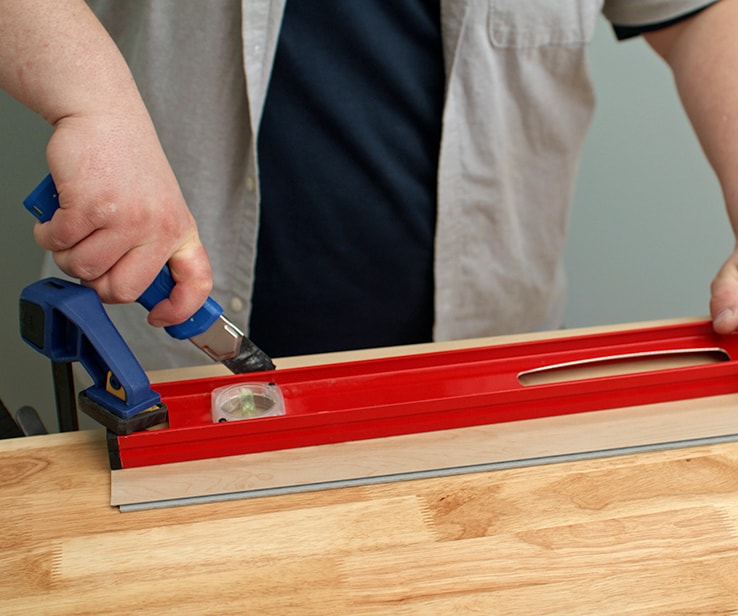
{"left": 4, "top": 319, "right": 738, "bottom": 614}
{"left": 3, "top": 426, "right": 738, "bottom": 613}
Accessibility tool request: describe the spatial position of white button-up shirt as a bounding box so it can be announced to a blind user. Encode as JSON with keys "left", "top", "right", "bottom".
{"left": 47, "top": 0, "right": 711, "bottom": 369}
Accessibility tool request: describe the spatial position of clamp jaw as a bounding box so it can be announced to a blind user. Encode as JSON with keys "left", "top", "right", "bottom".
{"left": 19, "top": 278, "right": 167, "bottom": 435}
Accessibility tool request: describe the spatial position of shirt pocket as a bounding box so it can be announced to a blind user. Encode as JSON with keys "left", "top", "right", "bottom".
{"left": 489, "top": 0, "right": 601, "bottom": 48}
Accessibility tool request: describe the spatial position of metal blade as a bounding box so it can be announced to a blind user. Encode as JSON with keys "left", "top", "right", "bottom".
{"left": 188, "top": 314, "right": 275, "bottom": 373}
{"left": 222, "top": 336, "right": 276, "bottom": 373}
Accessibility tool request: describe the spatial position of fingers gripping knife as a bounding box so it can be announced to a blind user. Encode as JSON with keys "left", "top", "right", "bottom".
{"left": 23, "top": 174, "right": 275, "bottom": 374}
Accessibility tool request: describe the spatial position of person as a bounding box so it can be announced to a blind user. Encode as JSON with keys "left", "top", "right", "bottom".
{"left": 2, "top": 0, "right": 738, "bottom": 370}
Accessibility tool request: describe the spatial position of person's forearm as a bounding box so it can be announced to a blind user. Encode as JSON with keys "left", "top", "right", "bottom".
{"left": 645, "top": 1, "right": 738, "bottom": 234}
{"left": 0, "top": 0, "right": 146, "bottom": 125}
{"left": 644, "top": 0, "right": 738, "bottom": 333}
{"left": 0, "top": 0, "right": 213, "bottom": 328}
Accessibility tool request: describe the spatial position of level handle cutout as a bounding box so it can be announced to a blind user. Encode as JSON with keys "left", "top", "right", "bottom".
{"left": 518, "top": 348, "right": 729, "bottom": 386}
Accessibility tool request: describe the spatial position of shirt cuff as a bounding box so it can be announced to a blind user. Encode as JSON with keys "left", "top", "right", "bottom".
{"left": 611, "top": 2, "right": 717, "bottom": 40}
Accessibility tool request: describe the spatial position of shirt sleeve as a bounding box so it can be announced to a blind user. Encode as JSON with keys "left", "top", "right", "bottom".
{"left": 603, "top": 0, "right": 718, "bottom": 39}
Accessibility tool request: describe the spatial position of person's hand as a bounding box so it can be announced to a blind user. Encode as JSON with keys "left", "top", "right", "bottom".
{"left": 643, "top": 4, "right": 738, "bottom": 337}
{"left": 34, "top": 107, "right": 213, "bottom": 328}
{"left": 0, "top": 1, "right": 212, "bottom": 327}
{"left": 710, "top": 246, "right": 738, "bottom": 334}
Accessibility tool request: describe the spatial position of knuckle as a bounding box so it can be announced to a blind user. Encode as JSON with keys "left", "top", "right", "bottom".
{"left": 110, "top": 288, "right": 140, "bottom": 304}
{"left": 64, "top": 253, "right": 107, "bottom": 282}
{"left": 100, "top": 282, "right": 140, "bottom": 305}
{"left": 193, "top": 275, "right": 213, "bottom": 299}
{"left": 41, "top": 225, "right": 74, "bottom": 252}
{"left": 64, "top": 261, "right": 96, "bottom": 282}
{"left": 82, "top": 187, "right": 120, "bottom": 220}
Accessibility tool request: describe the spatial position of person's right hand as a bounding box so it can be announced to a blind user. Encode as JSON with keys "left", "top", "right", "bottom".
{"left": 34, "top": 106, "right": 213, "bottom": 328}
{"left": 0, "top": 1, "right": 213, "bottom": 329}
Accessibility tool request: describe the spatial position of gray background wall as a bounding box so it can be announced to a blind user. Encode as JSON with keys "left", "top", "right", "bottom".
{"left": 0, "top": 18, "right": 731, "bottom": 433}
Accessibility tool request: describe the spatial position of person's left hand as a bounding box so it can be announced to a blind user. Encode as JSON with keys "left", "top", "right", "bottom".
{"left": 710, "top": 246, "right": 738, "bottom": 334}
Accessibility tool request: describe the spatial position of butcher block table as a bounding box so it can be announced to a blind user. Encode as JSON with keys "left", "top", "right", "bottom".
{"left": 2, "top": 319, "right": 738, "bottom": 614}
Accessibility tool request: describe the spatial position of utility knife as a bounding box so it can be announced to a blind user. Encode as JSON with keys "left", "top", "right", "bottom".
{"left": 23, "top": 174, "right": 275, "bottom": 374}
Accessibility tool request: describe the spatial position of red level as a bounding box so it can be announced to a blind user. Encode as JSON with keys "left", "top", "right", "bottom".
{"left": 109, "top": 320, "right": 738, "bottom": 470}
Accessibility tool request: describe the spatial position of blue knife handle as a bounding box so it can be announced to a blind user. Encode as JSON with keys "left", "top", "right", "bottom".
{"left": 23, "top": 173, "right": 223, "bottom": 340}
{"left": 22, "top": 173, "right": 57, "bottom": 222}
{"left": 138, "top": 265, "right": 222, "bottom": 340}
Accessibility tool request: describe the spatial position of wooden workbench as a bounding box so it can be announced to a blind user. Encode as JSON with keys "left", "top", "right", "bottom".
{"left": 2, "top": 321, "right": 738, "bottom": 614}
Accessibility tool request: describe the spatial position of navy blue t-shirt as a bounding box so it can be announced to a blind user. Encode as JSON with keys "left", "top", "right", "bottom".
{"left": 250, "top": 1, "right": 444, "bottom": 357}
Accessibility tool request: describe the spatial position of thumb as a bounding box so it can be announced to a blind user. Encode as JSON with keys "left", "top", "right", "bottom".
{"left": 710, "top": 247, "right": 738, "bottom": 334}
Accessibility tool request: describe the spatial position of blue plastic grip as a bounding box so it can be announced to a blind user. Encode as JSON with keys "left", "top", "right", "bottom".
{"left": 22, "top": 173, "right": 57, "bottom": 222}
{"left": 23, "top": 174, "right": 223, "bottom": 340}
{"left": 139, "top": 266, "right": 223, "bottom": 340}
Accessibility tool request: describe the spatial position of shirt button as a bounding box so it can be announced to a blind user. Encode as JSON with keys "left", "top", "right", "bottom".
{"left": 245, "top": 176, "right": 256, "bottom": 192}
{"left": 229, "top": 297, "right": 244, "bottom": 313}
